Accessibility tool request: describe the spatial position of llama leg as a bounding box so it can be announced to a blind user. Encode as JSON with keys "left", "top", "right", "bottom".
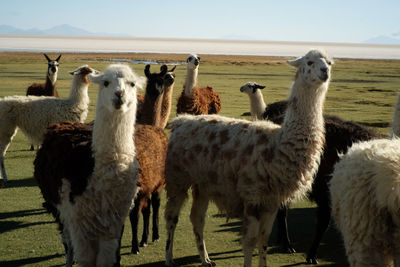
{"left": 97, "top": 238, "right": 120, "bottom": 267}
{"left": 151, "top": 191, "right": 161, "bottom": 242}
{"left": 72, "top": 235, "right": 96, "bottom": 267}
{"left": 190, "top": 185, "right": 214, "bottom": 266}
{"left": 0, "top": 125, "right": 18, "bottom": 184}
{"left": 165, "top": 189, "right": 189, "bottom": 266}
{"left": 61, "top": 228, "right": 74, "bottom": 267}
{"left": 257, "top": 209, "right": 278, "bottom": 267}
{"left": 129, "top": 198, "right": 140, "bottom": 254}
{"left": 115, "top": 225, "right": 124, "bottom": 267}
{"left": 0, "top": 158, "right": 7, "bottom": 185}
{"left": 140, "top": 198, "right": 151, "bottom": 247}
{"left": 242, "top": 204, "right": 262, "bottom": 267}
{"left": 306, "top": 198, "right": 331, "bottom": 264}
{"left": 276, "top": 205, "right": 295, "bottom": 253}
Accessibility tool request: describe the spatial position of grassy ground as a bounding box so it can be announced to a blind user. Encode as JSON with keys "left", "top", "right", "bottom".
{"left": 0, "top": 52, "right": 400, "bottom": 266}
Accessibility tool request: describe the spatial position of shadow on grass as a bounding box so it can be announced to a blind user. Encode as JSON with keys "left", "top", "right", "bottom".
{"left": 2, "top": 177, "right": 37, "bottom": 188}
{"left": 215, "top": 207, "right": 348, "bottom": 267}
{"left": 1, "top": 253, "right": 64, "bottom": 267}
{"left": 0, "top": 220, "right": 54, "bottom": 234}
{"left": 129, "top": 249, "right": 243, "bottom": 267}
{"left": 0, "top": 208, "right": 46, "bottom": 219}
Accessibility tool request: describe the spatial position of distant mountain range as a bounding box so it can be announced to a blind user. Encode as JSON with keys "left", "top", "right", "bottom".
{"left": 1, "top": 24, "right": 400, "bottom": 45}
{"left": 0, "top": 24, "right": 130, "bottom": 37}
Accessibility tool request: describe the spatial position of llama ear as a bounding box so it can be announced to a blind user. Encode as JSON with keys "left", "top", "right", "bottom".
{"left": 170, "top": 66, "right": 176, "bottom": 72}
{"left": 44, "top": 54, "right": 51, "bottom": 62}
{"left": 256, "top": 84, "right": 266, "bottom": 90}
{"left": 56, "top": 54, "right": 62, "bottom": 62}
{"left": 88, "top": 72, "right": 104, "bottom": 83}
{"left": 197, "top": 56, "right": 201, "bottom": 61}
{"left": 144, "top": 65, "right": 151, "bottom": 78}
{"left": 287, "top": 57, "right": 303, "bottom": 68}
{"left": 160, "top": 65, "right": 168, "bottom": 75}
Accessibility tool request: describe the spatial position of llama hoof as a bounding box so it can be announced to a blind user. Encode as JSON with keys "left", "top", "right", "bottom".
{"left": 152, "top": 237, "right": 160, "bottom": 242}
{"left": 0, "top": 180, "right": 6, "bottom": 188}
{"left": 30, "top": 145, "right": 35, "bottom": 151}
{"left": 164, "top": 260, "right": 178, "bottom": 267}
{"left": 139, "top": 241, "right": 148, "bottom": 247}
{"left": 285, "top": 246, "right": 296, "bottom": 254}
{"left": 203, "top": 260, "right": 216, "bottom": 267}
{"left": 131, "top": 247, "right": 140, "bottom": 254}
{"left": 306, "top": 257, "right": 318, "bottom": 264}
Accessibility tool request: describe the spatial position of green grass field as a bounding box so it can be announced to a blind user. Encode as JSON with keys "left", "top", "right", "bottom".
{"left": 1, "top": 52, "right": 400, "bottom": 266}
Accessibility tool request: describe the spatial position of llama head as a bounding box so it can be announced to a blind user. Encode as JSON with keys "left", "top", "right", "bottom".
{"left": 144, "top": 64, "right": 169, "bottom": 100}
{"left": 164, "top": 65, "right": 176, "bottom": 87}
{"left": 90, "top": 64, "right": 141, "bottom": 113}
{"left": 240, "top": 82, "right": 266, "bottom": 94}
{"left": 44, "top": 53, "right": 61, "bottom": 76}
{"left": 69, "top": 65, "right": 99, "bottom": 85}
{"left": 288, "top": 50, "right": 333, "bottom": 86}
{"left": 186, "top": 54, "right": 200, "bottom": 70}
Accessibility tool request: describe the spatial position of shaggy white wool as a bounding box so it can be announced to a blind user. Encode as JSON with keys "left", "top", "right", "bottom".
{"left": 330, "top": 138, "right": 400, "bottom": 267}
{"left": 57, "top": 64, "right": 140, "bottom": 266}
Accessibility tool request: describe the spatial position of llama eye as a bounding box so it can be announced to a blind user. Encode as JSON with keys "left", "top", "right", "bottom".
{"left": 307, "top": 61, "right": 314, "bottom": 66}
{"left": 130, "top": 82, "right": 135, "bottom": 87}
{"left": 104, "top": 81, "right": 109, "bottom": 87}
{"left": 327, "top": 61, "right": 332, "bottom": 65}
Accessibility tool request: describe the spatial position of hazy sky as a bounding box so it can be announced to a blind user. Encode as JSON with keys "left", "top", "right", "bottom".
{"left": 1, "top": 0, "right": 399, "bottom": 43}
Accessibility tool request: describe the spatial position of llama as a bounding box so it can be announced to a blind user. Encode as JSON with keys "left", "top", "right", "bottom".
{"left": 164, "top": 49, "right": 332, "bottom": 267}
{"left": 34, "top": 64, "right": 141, "bottom": 266}
{"left": 130, "top": 64, "right": 170, "bottom": 254}
{"left": 0, "top": 65, "right": 94, "bottom": 185}
{"left": 26, "top": 53, "right": 62, "bottom": 150}
{"left": 329, "top": 138, "right": 400, "bottom": 267}
{"left": 34, "top": 64, "right": 170, "bottom": 261}
{"left": 251, "top": 96, "right": 379, "bottom": 263}
{"left": 176, "top": 54, "right": 221, "bottom": 115}
{"left": 239, "top": 82, "right": 267, "bottom": 120}
{"left": 26, "top": 53, "right": 61, "bottom": 97}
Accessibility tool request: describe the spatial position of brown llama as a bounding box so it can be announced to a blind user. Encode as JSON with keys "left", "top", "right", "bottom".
{"left": 26, "top": 54, "right": 61, "bottom": 97}
{"left": 176, "top": 54, "right": 221, "bottom": 115}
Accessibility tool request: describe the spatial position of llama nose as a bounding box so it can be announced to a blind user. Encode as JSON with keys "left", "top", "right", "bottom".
{"left": 321, "top": 67, "right": 328, "bottom": 73}
{"left": 115, "top": 91, "right": 124, "bottom": 99}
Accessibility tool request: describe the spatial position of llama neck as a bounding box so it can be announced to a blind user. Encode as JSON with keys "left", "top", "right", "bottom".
{"left": 92, "top": 106, "right": 136, "bottom": 164}
{"left": 248, "top": 90, "right": 266, "bottom": 120}
{"left": 392, "top": 93, "right": 400, "bottom": 137}
{"left": 160, "top": 83, "right": 174, "bottom": 128}
{"left": 139, "top": 92, "right": 163, "bottom": 126}
{"left": 281, "top": 79, "right": 327, "bottom": 139}
{"left": 68, "top": 75, "right": 90, "bottom": 107}
{"left": 184, "top": 67, "right": 198, "bottom": 97}
{"left": 273, "top": 78, "right": 328, "bottom": 200}
{"left": 45, "top": 74, "right": 57, "bottom": 95}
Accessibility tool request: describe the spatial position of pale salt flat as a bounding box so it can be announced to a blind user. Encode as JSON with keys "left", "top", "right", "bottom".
{"left": 1, "top": 35, "right": 400, "bottom": 59}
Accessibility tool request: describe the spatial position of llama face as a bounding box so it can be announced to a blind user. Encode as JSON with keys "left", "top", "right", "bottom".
{"left": 240, "top": 82, "right": 266, "bottom": 94}
{"left": 164, "top": 67, "right": 176, "bottom": 87}
{"left": 44, "top": 54, "right": 61, "bottom": 75}
{"left": 90, "top": 64, "right": 139, "bottom": 113}
{"left": 288, "top": 50, "right": 333, "bottom": 85}
{"left": 186, "top": 54, "right": 200, "bottom": 70}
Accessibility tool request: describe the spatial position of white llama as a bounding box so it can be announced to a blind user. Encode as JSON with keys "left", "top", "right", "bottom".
{"left": 54, "top": 64, "right": 140, "bottom": 266}
{"left": 0, "top": 65, "right": 94, "bottom": 184}
{"left": 240, "top": 82, "right": 267, "bottom": 120}
{"left": 330, "top": 138, "right": 400, "bottom": 267}
{"left": 164, "top": 49, "right": 333, "bottom": 267}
